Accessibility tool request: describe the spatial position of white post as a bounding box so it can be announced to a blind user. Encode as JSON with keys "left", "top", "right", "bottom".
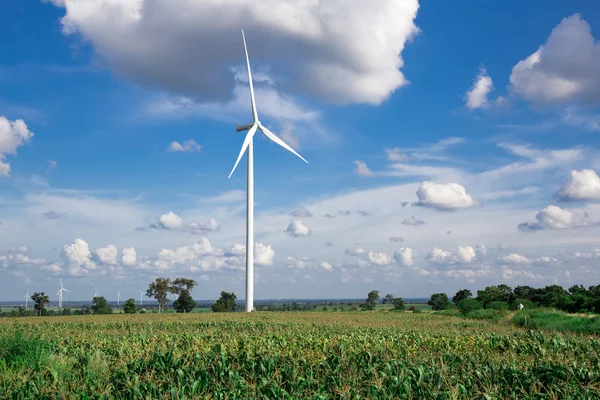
{"left": 246, "top": 138, "right": 254, "bottom": 312}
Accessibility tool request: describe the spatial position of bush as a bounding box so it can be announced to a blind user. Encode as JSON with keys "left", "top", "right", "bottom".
{"left": 486, "top": 301, "right": 508, "bottom": 311}
{"left": 465, "top": 309, "right": 506, "bottom": 321}
{"left": 511, "top": 298, "right": 534, "bottom": 311}
{"left": 408, "top": 306, "right": 417, "bottom": 312}
{"left": 392, "top": 298, "right": 405, "bottom": 311}
{"left": 511, "top": 308, "right": 600, "bottom": 334}
{"left": 458, "top": 298, "right": 482, "bottom": 315}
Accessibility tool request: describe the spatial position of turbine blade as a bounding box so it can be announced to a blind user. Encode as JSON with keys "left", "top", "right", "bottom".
{"left": 228, "top": 123, "right": 258, "bottom": 179}
{"left": 63, "top": 289, "right": 69, "bottom": 292}
{"left": 258, "top": 124, "right": 308, "bottom": 164}
{"left": 242, "top": 30, "right": 258, "bottom": 123}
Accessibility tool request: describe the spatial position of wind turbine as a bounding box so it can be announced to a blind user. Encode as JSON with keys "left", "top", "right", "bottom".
{"left": 229, "top": 30, "right": 308, "bottom": 312}
{"left": 94, "top": 288, "right": 99, "bottom": 298}
{"left": 139, "top": 290, "right": 143, "bottom": 306}
{"left": 116, "top": 290, "right": 121, "bottom": 306}
{"left": 24, "top": 290, "right": 31, "bottom": 309}
{"left": 56, "top": 280, "right": 69, "bottom": 309}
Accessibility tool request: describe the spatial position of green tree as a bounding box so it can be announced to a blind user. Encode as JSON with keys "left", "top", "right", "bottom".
{"left": 428, "top": 293, "right": 451, "bottom": 310}
{"left": 173, "top": 290, "right": 196, "bottom": 313}
{"left": 392, "top": 297, "right": 405, "bottom": 310}
{"left": 91, "top": 296, "right": 113, "bottom": 314}
{"left": 171, "top": 277, "right": 197, "bottom": 295}
{"left": 123, "top": 298, "right": 137, "bottom": 314}
{"left": 458, "top": 298, "right": 482, "bottom": 315}
{"left": 146, "top": 277, "right": 172, "bottom": 313}
{"left": 212, "top": 291, "right": 237, "bottom": 312}
{"left": 362, "top": 290, "right": 380, "bottom": 310}
{"left": 452, "top": 289, "right": 472, "bottom": 306}
{"left": 382, "top": 294, "right": 394, "bottom": 304}
{"left": 31, "top": 292, "right": 49, "bottom": 317}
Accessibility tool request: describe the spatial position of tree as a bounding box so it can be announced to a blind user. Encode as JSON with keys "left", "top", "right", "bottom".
{"left": 212, "top": 291, "right": 237, "bottom": 312}
{"left": 428, "top": 293, "right": 451, "bottom": 310}
{"left": 452, "top": 289, "right": 472, "bottom": 306}
{"left": 392, "top": 297, "right": 405, "bottom": 311}
{"left": 171, "top": 277, "right": 197, "bottom": 295}
{"left": 123, "top": 298, "right": 137, "bottom": 314}
{"left": 147, "top": 277, "right": 172, "bottom": 313}
{"left": 91, "top": 296, "right": 113, "bottom": 314}
{"left": 458, "top": 298, "right": 482, "bottom": 315}
{"left": 31, "top": 292, "right": 49, "bottom": 317}
{"left": 382, "top": 294, "right": 394, "bottom": 304}
{"left": 363, "top": 290, "right": 380, "bottom": 310}
{"left": 173, "top": 290, "right": 196, "bottom": 313}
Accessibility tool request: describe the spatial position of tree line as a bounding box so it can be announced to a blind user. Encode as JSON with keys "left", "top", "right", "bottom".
{"left": 427, "top": 284, "right": 600, "bottom": 314}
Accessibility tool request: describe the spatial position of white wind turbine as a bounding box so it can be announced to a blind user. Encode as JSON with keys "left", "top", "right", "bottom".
{"left": 57, "top": 280, "right": 69, "bottom": 309}
{"left": 24, "top": 290, "right": 31, "bottom": 309}
{"left": 139, "top": 290, "right": 143, "bottom": 306}
{"left": 94, "top": 288, "right": 99, "bottom": 298}
{"left": 116, "top": 290, "right": 121, "bottom": 306}
{"left": 229, "top": 30, "right": 308, "bottom": 312}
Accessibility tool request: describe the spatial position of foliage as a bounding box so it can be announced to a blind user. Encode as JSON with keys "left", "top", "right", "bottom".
{"left": 91, "top": 296, "right": 113, "bottom": 315}
{"left": 31, "top": 292, "right": 49, "bottom": 317}
{"left": 458, "top": 298, "right": 482, "bottom": 315}
{"left": 382, "top": 294, "right": 394, "bottom": 304}
{"left": 173, "top": 290, "right": 196, "bottom": 313}
{"left": 452, "top": 289, "right": 472, "bottom": 305}
{"left": 124, "top": 298, "right": 137, "bottom": 314}
{"left": 511, "top": 308, "right": 600, "bottom": 334}
{"left": 171, "top": 277, "right": 197, "bottom": 295}
{"left": 362, "top": 290, "right": 379, "bottom": 310}
{"left": 212, "top": 291, "right": 237, "bottom": 313}
{"left": 1, "top": 312, "right": 599, "bottom": 398}
{"left": 146, "top": 277, "right": 172, "bottom": 313}
{"left": 428, "top": 293, "right": 451, "bottom": 310}
{"left": 392, "top": 297, "right": 405, "bottom": 311}
{"left": 486, "top": 301, "right": 508, "bottom": 311}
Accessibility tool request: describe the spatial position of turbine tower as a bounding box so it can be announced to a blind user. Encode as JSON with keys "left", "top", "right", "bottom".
{"left": 94, "top": 288, "right": 99, "bottom": 298}
{"left": 116, "top": 290, "right": 121, "bottom": 306}
{"left": 56, "top": 280, "right": 69, "bottom": 309}
{"left": 229, "top": 30, "right": 308, "bottom": 312}
{"left": 24, "top": 290, "right": 31, "bottom": 309}
{"left": 139, "top": 290, "right": 143, "bottom": 306}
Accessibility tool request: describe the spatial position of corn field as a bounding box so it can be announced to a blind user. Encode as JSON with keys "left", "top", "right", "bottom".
{"left": 1, "top": 312, "right": 599, "bottom": 399}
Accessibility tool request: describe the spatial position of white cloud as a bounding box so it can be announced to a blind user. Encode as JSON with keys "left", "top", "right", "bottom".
{"left": 150, "top": 211, "right": 220, "bottom": 234}
{"left": 320, "top": 261, "right": 333, "bottom": 271}
{"left": 344, "top": 247, "right": 366, "bottom": 256}
{"left": 121, "top": 247, "right": 137, "bottom": 266}
{"left": 426, "top": 245, "right": 477, "bottom": 265}
{"left": 415, "top": 181, "right": 478, "bottom": 210}
{"left": 94, "top": 244, "right": 118, "bottom": 265}
{"left": 199, "top": 190, "right": 245, "bottom": 204}
{"left": 465, "top": 67, "right": 504, "bottom": 109}
{"left": 166, "top": 139, "right": 201, "bottom": 153}
{"left": 500, "top": 253, "right": 532, "bottom": 265}
{"left": 366, "top": 251, "right": 393, "bottom": 266}
{"left": 49, "top": 0, "right": 420, "bottom": 105}
{"left": 353, "top": 160, "right": 374, "bottom": 177}
{"left": 510, "top": 14, "right": 600, "bottom": 106}
{"left": 554, "top": 169, "right": 600, "bottom": 201}
{"left": 255, "top": 243, "right": 274, "bottom": 266}
{"left": 518, "top": 205, "right": 599, "bottom": 231}
{"left": 393, "top": 247, "right": 413, "bottom": 267}
{"left": 284, "top": 220, "right": 311, "bottom": 237}
{"left": 0, "top": 116, "right": 34, "bottom": 177}
{"left": 385, "top": 147, "right": 409, "bottom": 162}
{"left": 227, "top": 244, "right": 246, "bottom": 256}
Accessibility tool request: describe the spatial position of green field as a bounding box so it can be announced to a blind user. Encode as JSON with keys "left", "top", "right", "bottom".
{"left": 1, "top": 311, "right": 599, "bottom": 399}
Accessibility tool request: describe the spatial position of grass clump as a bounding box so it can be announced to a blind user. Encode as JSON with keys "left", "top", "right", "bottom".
{"left": 0, "top": 328, "right": 50, "bottom": 370}
{"left": 512, "top": 308, "right": 600, "bottom": 334}
{"left": 464, "top": 308, "right": 507, "bottom": 321}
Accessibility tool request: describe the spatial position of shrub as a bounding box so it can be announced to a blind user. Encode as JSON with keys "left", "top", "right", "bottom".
{"left": 458, "top": 298, "right": 483, "bottom": 315}
{"left": 486, "top": 301, "right": 508, "bottom": 311}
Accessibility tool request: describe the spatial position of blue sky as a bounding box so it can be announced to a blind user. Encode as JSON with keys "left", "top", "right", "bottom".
{"left": 1, "top": 0, "right": 600, "bottom": 302}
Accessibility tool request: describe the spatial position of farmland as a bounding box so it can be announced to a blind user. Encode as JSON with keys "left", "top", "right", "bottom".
{"left": 1, "top": 312, "right": 599, "bottom": 399}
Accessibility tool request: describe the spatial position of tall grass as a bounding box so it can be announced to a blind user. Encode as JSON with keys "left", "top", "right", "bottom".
{"left": 512, "top": 308, "right": 600, "bottom": 334}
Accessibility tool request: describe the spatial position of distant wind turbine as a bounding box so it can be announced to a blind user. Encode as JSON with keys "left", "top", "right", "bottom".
{"left": 24, "top": 290, "right": 31, "bottom": 309}
{"left": 116, "top": 290, "right": 121, "bottom": 306}
{"left": 229, "top": 30, "right": 308, "bottom": 312}
{"left": 57, "top": 280, "right": 69, "bottom": 309}
{"left": 94, "top": 288, "right": 99, "bottom": 298}
{"left": 139, "top": 290, "right": 143, "bottom": 306}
